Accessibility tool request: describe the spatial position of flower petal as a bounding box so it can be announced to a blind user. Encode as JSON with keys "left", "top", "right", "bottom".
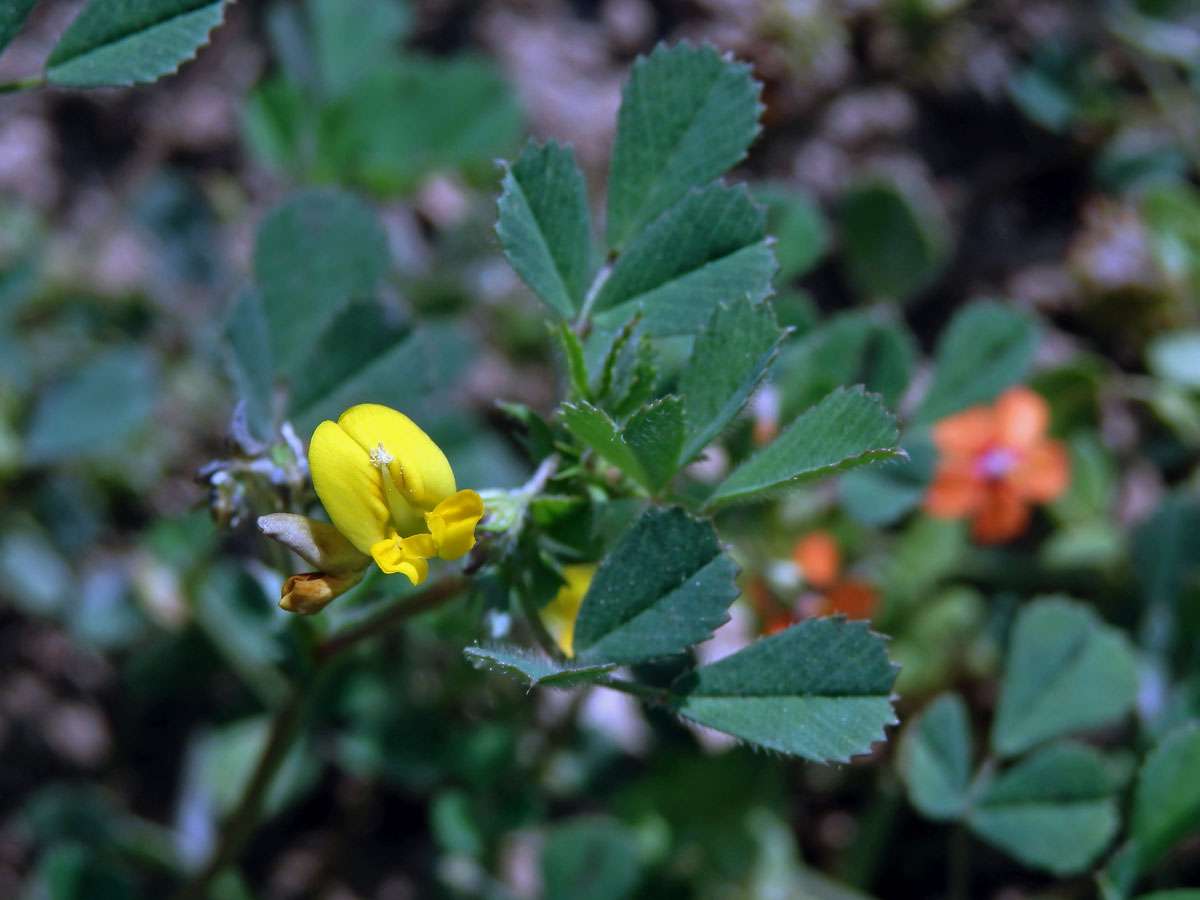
{"left": 539, "top": 563, "right": 596, "bottom": 658}
{"left": 792, "top": 532, "right": 841, "bottom": 589}
{"left": 932, "top": 406, "right": 996, "bottom": 457}
{"left": 427, "top": 489, "right": 484, "bottom": 560}
{"left": 924, "top": 465, "right": 986, "bottom": 517}
{"left": 995, "top": 386, "right": 1050, "bottom": 450}
{"left": 337, "top": 404, "right": 457, "bottom": 511}
{"left": 1013, "top": 440, "right": 1070, "bottom": 502}
{"left": 370, "top": 532, "right": 437, "bottom": 585}
{"left": 971, "top": 484, "right": 1029, "bottom": 543}
{"left": 309, "top": 419, "right": 391, "bottom": 554}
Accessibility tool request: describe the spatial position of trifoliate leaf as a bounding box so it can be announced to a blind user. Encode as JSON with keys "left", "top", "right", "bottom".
{"left": 497, "top": 141, "right": 594, "bottom": 319}
{"left": 709, "top": 386, "right": 903, "bottom": 506}
{"left": 464, "top": 645, "right": 617, "bottom": 689}
{"left": 0, "top": 0, "right": 37, "bottom": 55}
{"left": 899, "top": 693, "right": 974, "bottom": 821}
{"left": 572, "top": 508, "right": 738, "bottom": 665}
{"left": 968, "top": 742, "right": 1119, "bottom": 876}
{"left": 671, "top": 617, "right": 899, "bottom": 762}
{"left": 606, "top": 42, "right": 761, "bottom": 251}
{"left": 990, "top": 596, "right": 1138, "bottom": 758}
{"left": 593, "top": 184, "right": 775, "bottom": 336}
{"left": 46, "top": 0, "right": 231, "bottom": 88}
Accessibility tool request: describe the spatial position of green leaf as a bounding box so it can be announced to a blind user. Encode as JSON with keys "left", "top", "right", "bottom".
{"left": 560, "top": 398, "right": 686, "bottom": 493}
{"left": 671, "top": 617, "right": 898, "bottom": 762}
{"left": 679, "top": 301, "right": 786, "bottom": 464}
{"left": 838, "top": 177, "right": 947, "bottom": 304}
{"left": 572, "top": 507, "right": 738, "bottom": 665}
{"left": 463, "top": 645, "right": 617, "bottom": 688}
{"left": 774, "top": 311, "right": 917, "bottom": 417}
{"left": 288, "top": 305, "right": 434, "bottom": 435}
{"left": 916, "top": 300, "right": 1038, "bottom": 423}
{"left": 968, "top": 742, "right": 1119, "bottom": 876}
{"left": 0, "top": 0, "right": 37, "bottom": 54}
{"left": 542, "top": 817, "right": 642, "bottom": 900}
{"left": 1129, "top": 723, "right": 1200, "bottom": 876}
{"left": 45, "top": 0, "right": 230, "bottom": 88}
{"left": 709, "top": 386, "right": 903, "bottom": 506}
{"left": 593, "top": 184, "right": 775, "bottom": 336}
{"left": 838, "top": 435, "right": 936, "bottom": 527}
{"left": 606, "top": 42, "right": 761, "bottom": 251}
{"left": 497, "top": 141, "right": 594, "bottom": 319}
{"left": 305, "top": 0, "right": 411, "bottom": 97}
{"left": 555, "top": 322, "right": 591, "bottom": 401}
{"left": 899, "top": 693, "right": 973, "bottom": 821}
{"left": 990, "top": 596, "right": 1139, "bottom": 758}
{"left": 24, "top": 347, "right": 159, "bottom": 464}
{"left": 759, "top": 184, "right": 829, "bottom": 282}
{"left": 224, "top": 289, "right": 274, "bottom": 441}
{"left": 1148, "top": 330, "right": 1200, "bottom": 390}
{"left": 253, "top": 188, "right": 389, "bottom": 380}
{"left": 621, "top": 396, "right": 687, "bottom": 491}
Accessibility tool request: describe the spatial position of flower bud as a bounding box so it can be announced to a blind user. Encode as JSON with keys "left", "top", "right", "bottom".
{"left": 278, "top": 569, "right": 366, "bottom": 615}
{"left": 257, "top": 513, "right": 371, "bottom": 574}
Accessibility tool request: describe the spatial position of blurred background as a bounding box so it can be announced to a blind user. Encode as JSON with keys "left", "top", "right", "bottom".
{"left": 2, "top": 0, "right": 1200, "bottom": 898}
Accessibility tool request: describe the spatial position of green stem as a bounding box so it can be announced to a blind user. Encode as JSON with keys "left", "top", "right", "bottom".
{"left": 949, "top": 823, "right": 970, "bottom": 900}
{"left": 316, "top": 575, "right": 469, "bottom": 663}
{"left": 0, "top": 75, "right": 44, "bottom": 93}
{"left": 171, "top": 685, "right": 309, "bottom": 900}
{"left": 170, "top": 577, "right": 467, "bottom": 898}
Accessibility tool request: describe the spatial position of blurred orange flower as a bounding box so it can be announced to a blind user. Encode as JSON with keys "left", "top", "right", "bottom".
{"left": 751, "top": 531, "right": 879, "bottom": 634}
{"left": 924, "top": 386, "right": 1069, "bottom": 543}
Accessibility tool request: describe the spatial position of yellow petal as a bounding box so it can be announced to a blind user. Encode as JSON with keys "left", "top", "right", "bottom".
{"left": 427, "top": 489, "right": 484, "bottom": 560}
{"left": 337, "top": 404, "right": 457, "bottom": 511}
{"left": 370, "top": 532, "right": 437, "bottom": 585}
{"left": 308, "top": 420, "right": 391, "bottom": 555}
{"left": 539, "top": 563, "right": 596, "bottom": 658}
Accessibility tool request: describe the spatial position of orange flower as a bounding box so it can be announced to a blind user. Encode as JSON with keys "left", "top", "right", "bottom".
{"left": 750, "top": 532, "right": 879, "bottom": 634}
{"left": 924, "top": 387, "right": 1069, "bottom": 543}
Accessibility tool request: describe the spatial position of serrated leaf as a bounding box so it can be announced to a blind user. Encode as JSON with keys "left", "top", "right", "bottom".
{"left": 254, "top": 188, "right": 389, "bottom": 380}
{"left": 1129, "top": 722, "right": 1200, "bottom": 877}
{"left": 561, "top": 398, "right": 685, "bottom": 492}
{"left": 45, "top": 0, "right": 230, "bottom": 88}
{"left": 838, "top": 435, "right": 936, "bottom": 527}
{"left": 679, "top": 301, "right": 786, "bottom": 464}
{"left": 968, "top": 742, "right": 1119, "bottom": 876}
{"left": 621, "top": 396, "right": 686, "bottom": 491}
{"left": 838, "top": 177, "right": 948, "bottom": 304}
{"left": 572, "top": 508, "right": 738, "bottom": 665}
{"left": 709, "top": 386, "right": 903, "bottom": 506}
{"left": 464, "top": 645, "right": 617, "bottom": 688}
{"left": 990, "top": 596, "right": 1138, "bottom": 758}
{"left": 593, "top": 184, "right": 775, "bottom": 336}
{"left": 555, "top": 322, "right": 591, "bottom": 401}
{"left": 0, "top": 0, "right": 37, "bottom": 55}
{"left": 671, "top": 617, "right": 898, "bottom": 762}
{"left": 606, "top": 42, "right": 761, "bottom": 251}
{"left": 916, "top": 300, "right": 1038, "bottom": 423}
{"left": 224, "top": 289, "right": 274, "bottom": 441}
{"left": 899, "top": 693, "right": 973, "bottom": 821}
{"left": 497, "top": 141, "right": 593, "bottom": 319}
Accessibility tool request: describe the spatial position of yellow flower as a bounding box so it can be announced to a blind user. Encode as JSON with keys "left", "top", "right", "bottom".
{"left": 308, "top": 403, "right": 484, "bottom": 586}
{"left": 539, "top": 563, "right": 596, "bottom": 658}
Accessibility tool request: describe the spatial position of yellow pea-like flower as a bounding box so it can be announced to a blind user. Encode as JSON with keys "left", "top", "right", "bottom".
{"left": 539, "top": 563, "right": 597, "bottom": 658}
{"left": 308, "top": 404, "right": 484, "bottom": 586}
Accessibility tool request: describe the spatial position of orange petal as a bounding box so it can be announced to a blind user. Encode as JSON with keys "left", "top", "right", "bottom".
{"left": 932, "top": 406, "right": 996, "bottom": 457}
{"left": 971, "top": 484, "right": 1029, "bottom": 543}
{"left": 826, "top": 578, "right": 878, "bottom": 620}
{"left": 1013, "top": 440, "right": 1070, "bottom": 502}
{"left": 995, "top": 387, "right": 1050, "bottom": 451}
{"left": 792, "top": 532, "right": 841, "bottom": 589}
{"left": 924, "top": 467, "right": 986, "bottom": 518}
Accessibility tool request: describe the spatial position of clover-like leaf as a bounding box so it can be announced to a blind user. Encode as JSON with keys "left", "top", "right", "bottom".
{"left": 671, "top": 617, "right": 899, "bottom": 762}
